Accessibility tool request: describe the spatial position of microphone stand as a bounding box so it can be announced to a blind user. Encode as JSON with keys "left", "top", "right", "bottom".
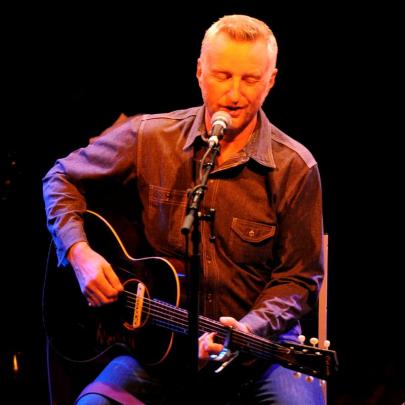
{"left": 181, "top": 141, "right": 221, "bottom": 382}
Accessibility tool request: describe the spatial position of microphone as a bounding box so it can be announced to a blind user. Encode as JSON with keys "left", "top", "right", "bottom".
{"left": 208, "top": 111, "right": 232, "bottom": 148}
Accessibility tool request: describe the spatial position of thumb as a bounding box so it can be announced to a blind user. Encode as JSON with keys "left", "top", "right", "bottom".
{"left": 219, "top": 316, "right": 250, "bottom": 333}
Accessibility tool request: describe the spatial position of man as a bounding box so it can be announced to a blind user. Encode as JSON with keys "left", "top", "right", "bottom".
{"left": 43, "top": 14, "right": 325, "bottom": 404}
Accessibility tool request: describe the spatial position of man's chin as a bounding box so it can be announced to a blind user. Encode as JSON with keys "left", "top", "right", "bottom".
{"left": 224, "top": 126, "right": 246, "bottom": 139}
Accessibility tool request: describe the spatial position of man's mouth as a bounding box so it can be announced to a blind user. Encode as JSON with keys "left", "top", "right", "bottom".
{"left": 222, "top": 106, "right": 244, "bottom": 118}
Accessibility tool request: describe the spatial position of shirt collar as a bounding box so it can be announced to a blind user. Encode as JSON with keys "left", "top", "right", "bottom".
{"left": 245, "top": 109, "right": 276, "bottom": 168}
{"left": 183, "top": 106, "right": 276, "bottom": 169}
{"left": 183, "top": 106, "right": 207, "bottom": 150}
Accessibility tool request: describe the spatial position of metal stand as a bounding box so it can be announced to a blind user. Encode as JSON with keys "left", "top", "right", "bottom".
{"left": 181, "top": 143, "right": 221, "bottom": 377}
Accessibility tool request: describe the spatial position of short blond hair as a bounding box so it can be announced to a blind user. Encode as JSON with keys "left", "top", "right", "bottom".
{"left": 201, "top": 14, "right": 278, "bottom": 67}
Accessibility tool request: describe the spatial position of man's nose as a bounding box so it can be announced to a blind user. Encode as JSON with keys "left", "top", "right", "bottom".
{"left": 228, "top": 78, "right": 241, "bottom": 103}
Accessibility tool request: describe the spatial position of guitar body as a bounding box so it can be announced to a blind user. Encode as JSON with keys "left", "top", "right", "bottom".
{"left": 42, "top": 210, "right": 180, "bottom": 365}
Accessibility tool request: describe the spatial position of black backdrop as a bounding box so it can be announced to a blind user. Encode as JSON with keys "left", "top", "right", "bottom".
{"left": 2, "top": 2, "right": 403, "bottom": 403}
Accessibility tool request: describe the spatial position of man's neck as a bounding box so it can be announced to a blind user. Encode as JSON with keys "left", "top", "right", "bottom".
{"left": 217, "top": 116, "right": 257, "bottom": 165}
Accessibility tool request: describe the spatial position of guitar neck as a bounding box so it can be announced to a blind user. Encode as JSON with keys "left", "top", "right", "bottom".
{"left": 151, "top": 300, "right": 283, "bottom": 360}
{"left": 149, "top": 298, "right": 334, "bottom": 379}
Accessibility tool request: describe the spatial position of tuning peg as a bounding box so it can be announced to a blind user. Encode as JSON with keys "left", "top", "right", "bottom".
{"left": 309, "top": 337, "right": 319, "bottom": 347}
{"left": 293, "top": 372, "right": 302, "bottom": 379}
{"left": 298, "top": 335, "right": 306, "bottom": 344}
{"left": 323, "top": 340, "right": 331, "bottom": 349}
{"left": 305, "top": 375, "right": 314, "bottom": 383}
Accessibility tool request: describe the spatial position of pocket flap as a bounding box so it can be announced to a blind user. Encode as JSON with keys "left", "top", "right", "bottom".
{"left": 231, "top": 218, "right": 276, "bottom": 243}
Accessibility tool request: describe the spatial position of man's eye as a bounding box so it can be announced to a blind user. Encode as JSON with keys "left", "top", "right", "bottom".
{"left": 214, "top": 73, "right": 229, "bottom": 81}
{"left": 245, "top": 77, "right": 259, "bottom": 84}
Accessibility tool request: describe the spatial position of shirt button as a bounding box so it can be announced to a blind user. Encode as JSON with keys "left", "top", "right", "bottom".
{"left": 248, "top": 229, "right": 255, "bottom": 237}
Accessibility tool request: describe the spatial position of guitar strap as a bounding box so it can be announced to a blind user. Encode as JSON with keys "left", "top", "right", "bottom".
{"left": 74, "top": 381, "right": 145, "bottom": 405}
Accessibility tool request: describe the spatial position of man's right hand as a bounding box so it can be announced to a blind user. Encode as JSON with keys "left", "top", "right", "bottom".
{"left": 67, "top": 241, "right": 124, "bottom": 307}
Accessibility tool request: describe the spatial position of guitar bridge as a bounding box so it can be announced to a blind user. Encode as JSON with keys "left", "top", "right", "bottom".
{"left": 132, "top": 282, "right": 145, "bottom": 328}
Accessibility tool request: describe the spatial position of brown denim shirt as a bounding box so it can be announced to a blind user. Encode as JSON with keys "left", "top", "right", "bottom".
{"left": 43, "top": 106, "right": 324, "bottom": 341}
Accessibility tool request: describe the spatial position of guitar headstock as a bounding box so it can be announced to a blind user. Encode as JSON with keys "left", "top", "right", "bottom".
{"left": 277, "top": 335, "right": 338, "bottom": 380}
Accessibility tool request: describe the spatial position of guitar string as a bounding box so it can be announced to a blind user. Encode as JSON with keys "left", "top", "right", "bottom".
{"left": 146, "top": 302, "right": 325, "bottom": 375}
{"left": 126, "top": 302, "right": 315, "bottom": 371}
{"left": 124, "top": 301, "right": 281, "bottom": 362}
{"left": 110, "top": 288, "right": 322, "bottom": 375}
{"left": 139, "top": 300, "right": 326, "bottom": 375}
{"left": 123, "top": 291, "right": 290, "bottom": 357}
{"left": 122, "top": 289, "right": 292, "bottom": 359}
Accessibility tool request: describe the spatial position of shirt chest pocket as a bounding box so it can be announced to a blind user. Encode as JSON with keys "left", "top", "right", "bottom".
{"left": 229, "top": 217, "right": 276, "bottom": 265}
{"left": 147, "top": 185, "right": 188, "bottom": 254}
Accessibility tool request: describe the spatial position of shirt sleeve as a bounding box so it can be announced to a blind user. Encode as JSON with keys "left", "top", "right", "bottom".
{"left": 240, "top": 163, "right": 324, "bottom": 340}
{"left": 42, "top": 118, "right": 139, "bottom": 266}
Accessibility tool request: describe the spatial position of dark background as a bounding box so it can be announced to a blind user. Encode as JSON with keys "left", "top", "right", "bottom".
{"left": 1, "top": 2, "right": 402, "bottom": 404}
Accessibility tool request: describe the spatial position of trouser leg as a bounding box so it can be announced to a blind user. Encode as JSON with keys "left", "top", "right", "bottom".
{"left": 248, "top": 364, "right": 325, "bottom": 405}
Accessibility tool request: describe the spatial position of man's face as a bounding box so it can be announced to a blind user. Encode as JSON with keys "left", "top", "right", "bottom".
{"left": 197, "top": 32, "right": 277, "bottom": 137}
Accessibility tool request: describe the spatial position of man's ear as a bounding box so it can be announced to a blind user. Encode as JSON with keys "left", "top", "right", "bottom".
{"left": 196, "top": 58, "right": 202, "bottom": 84}
{"left": 267, "top": 68, "right": 278, "bottom": 92}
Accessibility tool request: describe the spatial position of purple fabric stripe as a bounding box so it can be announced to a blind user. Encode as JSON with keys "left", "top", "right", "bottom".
{"left": 75, "top": 381, "right": 145, "bottom": 405}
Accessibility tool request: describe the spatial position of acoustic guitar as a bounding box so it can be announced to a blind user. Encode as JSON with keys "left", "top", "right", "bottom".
{"left": 42, "top": 210, "right": 338, "bottom": 380}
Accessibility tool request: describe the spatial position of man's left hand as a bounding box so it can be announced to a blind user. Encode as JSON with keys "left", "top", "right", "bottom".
{"left": 198, "top": 316, "right": 250, "bottom": 369}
